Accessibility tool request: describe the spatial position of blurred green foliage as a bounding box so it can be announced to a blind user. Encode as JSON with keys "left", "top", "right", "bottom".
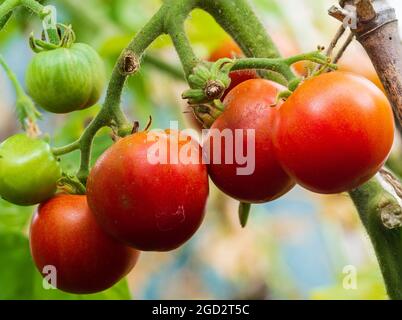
{"left": 311, "top": 267, "right": 387, "bottom": 300}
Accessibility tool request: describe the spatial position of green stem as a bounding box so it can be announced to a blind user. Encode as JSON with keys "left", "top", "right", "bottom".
{"left": 231, "top": 58, "right": 297, "bottom": 81}
{"left": 164, "top": 0, "right": 199, "bottom": 80}
{"left": 0, "top": 54, "right": 41, "bottom": 129}
{"left": 73, "top": 5, "right": 167, "bottom": 183}
{"left": 0, "top": 54, "right": 24, "bottom": 97}
{"left": 0, "top": 11, "right": 12, "bottom": 29}
{"left": 197, "top": 0, "right": 289, "bottom": 85}
{"left": 20, "top": 0, "right": 43, "bottom": 13}
{"left": 52, "top": 141, "right": 80, "bottom": 156}
{"left": 349, "top": 172, "right": 402, "bottom": 300}
{"left": 0, "top": 0, "right": 44, "bottom": 20}
{"left": 0, "top": 0, "right": 59, "bottom": 44}
{"left": 0, "top": 0, "right": 20, "bottom": 20}
{"left": 228, "top": 51, "right": 334, "bottom": 82}
{"left": 283, "top": 51, "right": 337, "bottom": 70}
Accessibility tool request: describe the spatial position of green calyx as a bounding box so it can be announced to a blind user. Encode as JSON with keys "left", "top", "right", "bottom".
{"left": 191, "top": 101, "right": 224, "bottom": 128}
{"left": 29, "top": 23, "right": 76, "bottom": 53}
{"left": 182, "top": 58, "right": 233, "bottom": 105}
{"left": 57, "top": 173, "right": 86, "bottom": 195}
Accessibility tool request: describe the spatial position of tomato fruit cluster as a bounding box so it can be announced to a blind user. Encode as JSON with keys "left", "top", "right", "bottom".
{"left": 26, "top": 43, "right": 106, "bottom": 114}
{"left": 28, "top": 129, "right": 209, "bottom": 293}
{"left": 206, "top": 72, "right": 394, "bottom": 202}
{"left": 1, "top": 28, "right": 394, "bottom": 295}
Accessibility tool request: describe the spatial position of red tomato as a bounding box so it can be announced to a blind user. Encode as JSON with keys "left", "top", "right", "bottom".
{"left": 205, "top": 79, "right": 295, "bottom": 203}
{"left": 87, "top": 131, "right": 209, "bottom": 252}
{"left": 30, "top": 195, "right": 139, "bottom": 294}
{"left": 209, "top": 39, "right": 257, "bottom": 99}
{"left": 274, "top": 71, "right": 394, "bottom": 194}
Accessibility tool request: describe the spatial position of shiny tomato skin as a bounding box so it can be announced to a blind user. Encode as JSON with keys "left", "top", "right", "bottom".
{"left": 86, "top": 131, "right": 209, "bottom": 252}
{"left": 209, "top": 39, "right": 257, "bottom": 99}
{"left": 30, "top": 195, "right": 139, "bottom": 294}
{"left": 26, "top": 43, "right": 106, "bottom": 114}
{"left": 0, "top": 134, "right": 61, "bottom": 206}
{"left": 274, "top": 71, "right": 395, "bottom": 194}
{"left": 206, "top": 79, "right": 295, "bottom": 203}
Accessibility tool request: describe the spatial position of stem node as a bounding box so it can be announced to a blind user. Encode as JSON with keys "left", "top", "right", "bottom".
{"left": 119, "top": 50, "right": 140, "bottom": 76}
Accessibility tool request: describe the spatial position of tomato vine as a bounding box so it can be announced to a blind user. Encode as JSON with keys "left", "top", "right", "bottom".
{"left": 2, "top": 0, "right": 402, "bottom": 299}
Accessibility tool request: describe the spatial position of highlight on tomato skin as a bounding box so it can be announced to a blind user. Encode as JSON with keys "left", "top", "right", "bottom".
{"left": 205, "top": 78, "right": 295, "bottom": 204}
{"left": 86, "top": 130, "right": 209, "bottom": 252}
{"left": 29, "top": 194, "right": 139, "bottom": 294}
{"left": 273, "top": 71, "right": 395, "bottom": 194}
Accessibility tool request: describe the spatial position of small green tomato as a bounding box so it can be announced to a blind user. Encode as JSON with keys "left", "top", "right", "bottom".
{"left": 26, "top": 43, "right": 106, "bottom": 114}
{"left": 0, "top": 134, "right": 62, "bottom": 206}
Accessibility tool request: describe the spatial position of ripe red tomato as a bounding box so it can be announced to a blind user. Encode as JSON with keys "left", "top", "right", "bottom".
{"left": 30, "top": 195, "right": 139, "bottom": 294}
{"left": 209, "top": 39, "right": 257, "bottom": 99}
{"left": 274, "top": 71, "right": 394, "bottom": 194}
{"left": 86, "top": 130, "right": 209, "bottom": 252}
{"left": 205, "top": 79, "right": 295, "bottom": 203}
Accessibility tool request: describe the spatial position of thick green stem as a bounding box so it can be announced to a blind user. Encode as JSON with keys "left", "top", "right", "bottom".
{"left": 73, "top": 5, "right": 167, "bottom": 183}
{"left": 0, "top": 11, "right": 12, "bottom": 29}
{"left": 198, "top": 0, "right": 278, "bottom": 58}
{"left": 20, "top": 0, "right": 43, "bottom": 13}
{"left": 0, "top": 0, "right": 20, "bottom": 19}
{"left": 0, "top": 0, "right": 44, "bottom": 20}
{"left": 197, "top": 0, "right": 289, "bottom": 85}
{"left": 164, "top": 0, "right": 198, "bottom": 80}
{"left": 349, "top": 171, "right": 402, "bottom": 300}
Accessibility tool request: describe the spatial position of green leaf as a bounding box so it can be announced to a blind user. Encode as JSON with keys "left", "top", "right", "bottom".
{"left": 0, "top": 198, "right": 33, "bottom": 232}
{"left": 0, "top": 231, "right": 36, "bottom": 299}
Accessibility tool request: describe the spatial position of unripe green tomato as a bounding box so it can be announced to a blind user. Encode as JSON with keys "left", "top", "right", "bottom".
{"left": 0, "top": 134, "right": 62, "bottom": 206}
{"left": 26, "top": 43, "right": 106, "bottom": 114}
